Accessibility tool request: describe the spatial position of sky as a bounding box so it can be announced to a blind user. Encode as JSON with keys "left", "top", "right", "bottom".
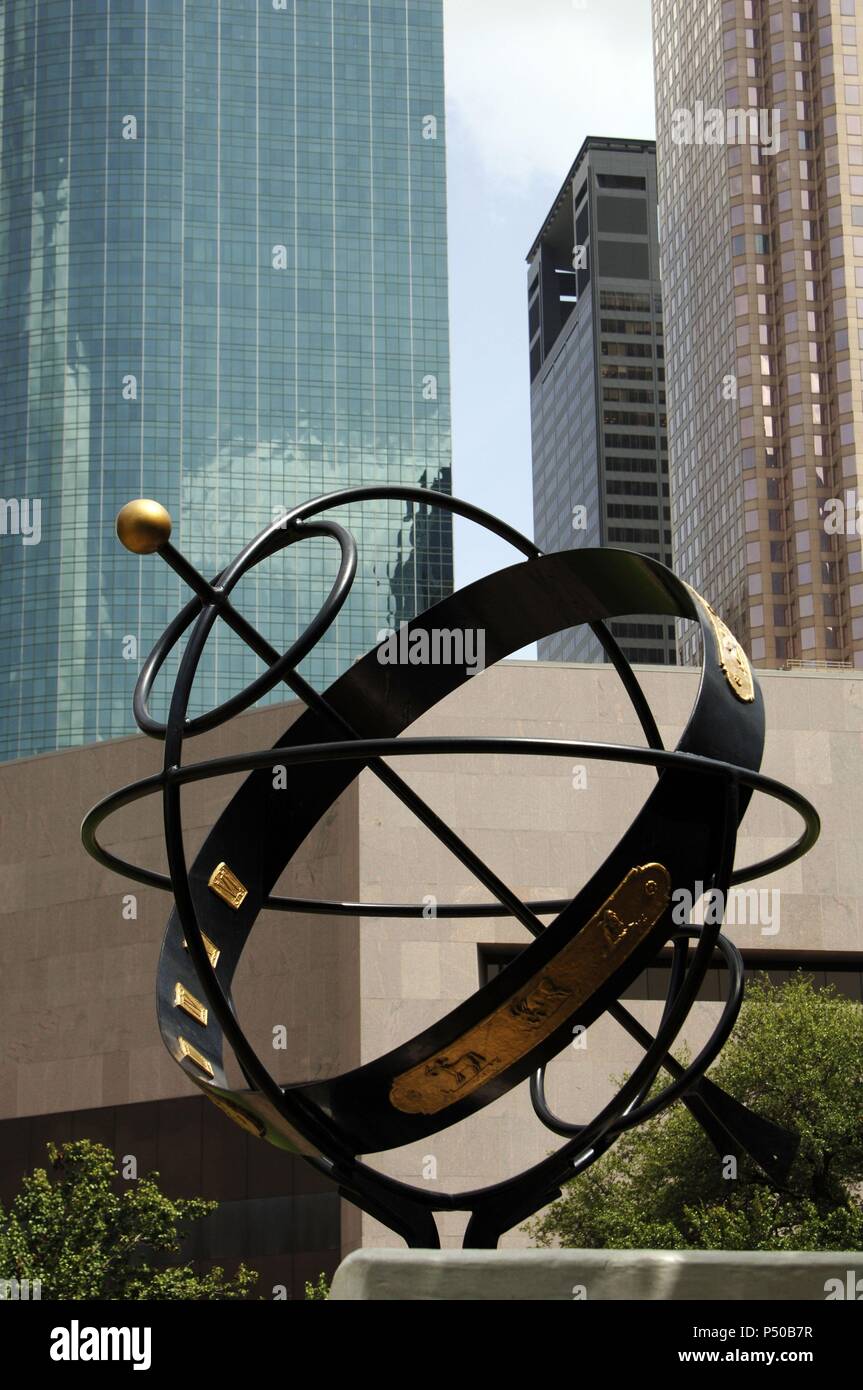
{"left": 442, "top": 0, "right": 658, "bottom": 616}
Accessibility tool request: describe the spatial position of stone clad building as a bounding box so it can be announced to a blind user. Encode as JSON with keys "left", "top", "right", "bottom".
{"left": 0, "top": 660, "right": 861, "bottom": 1292}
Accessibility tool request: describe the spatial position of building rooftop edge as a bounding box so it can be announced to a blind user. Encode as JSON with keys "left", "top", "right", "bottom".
{"left": 1, "top": 661, "right": 860, "bottom": 771}
{"left": 525, "top": 134, "right": 657, "bottom": 263}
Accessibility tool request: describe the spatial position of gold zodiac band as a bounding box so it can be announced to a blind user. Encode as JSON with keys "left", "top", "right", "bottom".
{"left": 390, "top": 863, "right": 672, "bottom": 1116}
{"left": 684, "top": 582, "right": 755, "bottom": 703}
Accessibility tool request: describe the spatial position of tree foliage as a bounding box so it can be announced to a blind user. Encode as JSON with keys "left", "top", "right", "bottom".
{"left": 528, "top": 976, "right": 863, "bottom": 1251}
{"left": 0, "top": 1140, "right": 257, "bottom": 1299}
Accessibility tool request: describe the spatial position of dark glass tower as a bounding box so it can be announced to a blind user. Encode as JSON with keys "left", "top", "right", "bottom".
{"left": 527, "top": 136, "right": 675, "bottom": 665}
{"left": 0, "top": 0, "right": 452, "bottom": 760}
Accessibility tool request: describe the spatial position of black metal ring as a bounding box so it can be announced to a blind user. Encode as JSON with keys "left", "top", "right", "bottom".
{"left": 133, "top": 518, "right": 357, "bottom": 739}
{"left": 457, "top": 775, "right": 743, "bottom": 1246}
{"left": 81, "top": 736, "right": 820, "bottom": 902}
{"left": 530, "top": 925, "right": 745, "bottom": 1138}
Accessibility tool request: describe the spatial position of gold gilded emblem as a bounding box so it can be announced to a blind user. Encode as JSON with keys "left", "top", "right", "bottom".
{"left": 390, "top": 863, "right": 671, "bottom": 1116}
{"left": 208, "top": 1094, "right": 266, "bottom": 1139}
{"left": 684, "top": 582, "right": 755, "bottom": 703}
{"left": 182, "top": 930, "right": 220, "bottom": 969}
{"left": 178, "top": 1035, "right": 214, "bottom": 1078}
{"left": 173, "top": 982, "right": 208, "bottom": 1026}
{"left": 208, "top": 862, "right": 248, "bottom": 909}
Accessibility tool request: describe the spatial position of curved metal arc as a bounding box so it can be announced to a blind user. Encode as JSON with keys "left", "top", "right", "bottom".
{"left": 263, "top": 487, "right": 666, "bottom": 756}
{"left": 606, "top": 932, "right": 695, "bottom": 1120}
{"left": 133, "top": 484, "right": 542, "bottom": 742}
{"left": 273, "top": 487, "right": 681, "bottom": 759}
{"left": 530, "top": 927, "right": 745, "bottom": 1139}
{"left": 95, "top": 656, "right": 772, "bottom": 1231}
{"left": 132, "top": 485, "right": 686, "bottom": 764}
{"left": 132, "top": 488, "right": 555, "bottom": 937}
{"left": 598, "top": 779, "right": 741, "bottom": 1136}
{"left": 159, "top": 557, "right": 353, "bottom": 1169}
{"left": 530, "top": 933, "right": 697, "bottom": 1141}
{"left": 168, "top": 739, "right": 819, "bottom": 886}
{"left": 458, "top": 778, "right": 743, "bottom": 1246}
{"left": 133, "top": 519, "right": 357, "bottom": 739}
{"left": 80, "top": 735, "right": 820, "bottom": 904}
{"left": 80, "top": 770, "right": 167, "bottom": 888}
{"left": 260, "top": 483, "right": 543, "bottom": 563}
{"left": 260, "top": 894, "right": 569, "bottom": 918}
{"left": 589, "top": 619, "right": 665, "bottom": 755}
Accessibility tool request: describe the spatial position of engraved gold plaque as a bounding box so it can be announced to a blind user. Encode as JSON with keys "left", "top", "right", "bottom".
{"left": 208, "top": 862, "right": 248, "bottom": 909}
{"left": 178, "top": 1036, "right": 214, "bottom": 1078}
{"left": 684, "top": 582, "right": 755, "bottom": 703}
{"left": 173, "top": 982, "right": 208, "bottom": 1027}
{"left": 182, "top": 931, "right": 220, "bottom": 970}
{"left": 208, "top": 1094, "right": 266, "bottom": 1139}
{"left": 390, "top": 863, "right": 671, "bottom": 1116}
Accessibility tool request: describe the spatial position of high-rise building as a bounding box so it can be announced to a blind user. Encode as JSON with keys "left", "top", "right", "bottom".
{"left": 527, "top": 136, "right": 675, "bottom": 666}
{"left": 653, "top": 0, "right": 863, "bottom": 670}
{"left": 0, "top": 0, "right": 452, "bottom": 762}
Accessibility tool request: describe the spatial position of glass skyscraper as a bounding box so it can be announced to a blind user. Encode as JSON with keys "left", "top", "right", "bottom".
{"left": 0, "top": 0, "right": 452, "bottom": 760}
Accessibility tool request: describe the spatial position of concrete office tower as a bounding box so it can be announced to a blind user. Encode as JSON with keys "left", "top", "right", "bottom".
{"left": 653, "top": 0, "right": 863, "bottom": 669}
{"left": 0, "top": 0, "right": 452, "bottom": 761}
{"left": 527, "top": 137, "right": 675, "bottom": 666}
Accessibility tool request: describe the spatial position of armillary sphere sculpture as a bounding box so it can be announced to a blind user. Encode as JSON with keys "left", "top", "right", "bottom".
{"left": 82, "top": 487, "right": 820, "bottom": 1249}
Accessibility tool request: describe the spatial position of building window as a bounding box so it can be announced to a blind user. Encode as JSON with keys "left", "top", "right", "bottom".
{"left": 477, "top": 947, "right": 863, "bottom": 1003}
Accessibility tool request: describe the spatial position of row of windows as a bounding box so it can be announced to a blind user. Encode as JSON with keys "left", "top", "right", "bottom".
{"left": 608, "top": 527, "right": 672, "bottom": 546}
{"left": 605, "top": 457, "right": 664, "bottom": 474}
{"left": 608, "top": 622, "right": 671, "bottom": 640}
{"left": 480, "top": 947, "right": 863, "bottom": 1003}
{"left": 604, "top": 432, "right": 668, "bottom": 452}
{"left": 606, "top": 502, "right": 668, "bottom": 521}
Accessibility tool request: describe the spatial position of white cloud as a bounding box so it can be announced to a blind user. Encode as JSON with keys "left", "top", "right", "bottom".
{"left": 443, "top": 0, "right": 657, "bottom": 192}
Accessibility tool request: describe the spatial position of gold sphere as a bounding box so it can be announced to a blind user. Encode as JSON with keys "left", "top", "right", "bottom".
{"left": 116, "top": 499, "right": 172, "bottom": 554}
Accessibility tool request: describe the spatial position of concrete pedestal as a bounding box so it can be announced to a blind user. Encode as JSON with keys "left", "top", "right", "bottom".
{"left": 328, "top": 1248, "right": 860, "bottom": 1301}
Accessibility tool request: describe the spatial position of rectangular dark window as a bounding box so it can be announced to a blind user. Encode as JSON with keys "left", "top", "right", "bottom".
{"left": 595, "top": 173, "right": 647, "bottom": 190}
{"left": 477, "top": 946, "right": 863, "bottom": 1003}
{"left": 597, "top": 239, "right": 650, "bottom": 279}
{"left": 596, "top": 196, "right": 649, "bottom": 236}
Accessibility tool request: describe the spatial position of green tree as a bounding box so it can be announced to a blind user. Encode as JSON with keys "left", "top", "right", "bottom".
{"left": 0, "top": 1139, "right": 257, "bottom": 1299}
{"left": 528, "top": 976, "right": 863, "bottom": 1252}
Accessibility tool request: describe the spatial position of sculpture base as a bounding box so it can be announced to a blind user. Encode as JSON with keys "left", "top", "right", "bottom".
{"left": 328, "top": 1247, "right": 857, "bottom": 1301}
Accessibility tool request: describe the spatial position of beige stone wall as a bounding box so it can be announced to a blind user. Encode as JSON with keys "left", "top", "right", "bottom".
{"left": 0, "top": 659, "right": 860, "bottom": 1253}
{"left": 353, "top": 661, "right": 863, "bottom": 1248}
{"left": 0, "top": 701, "right": 360, "bottom": 1122}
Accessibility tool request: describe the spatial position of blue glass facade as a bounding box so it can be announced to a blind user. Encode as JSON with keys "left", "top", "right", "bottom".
{"left": 0, "top": 0, "right": 452, "bottom": 760}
